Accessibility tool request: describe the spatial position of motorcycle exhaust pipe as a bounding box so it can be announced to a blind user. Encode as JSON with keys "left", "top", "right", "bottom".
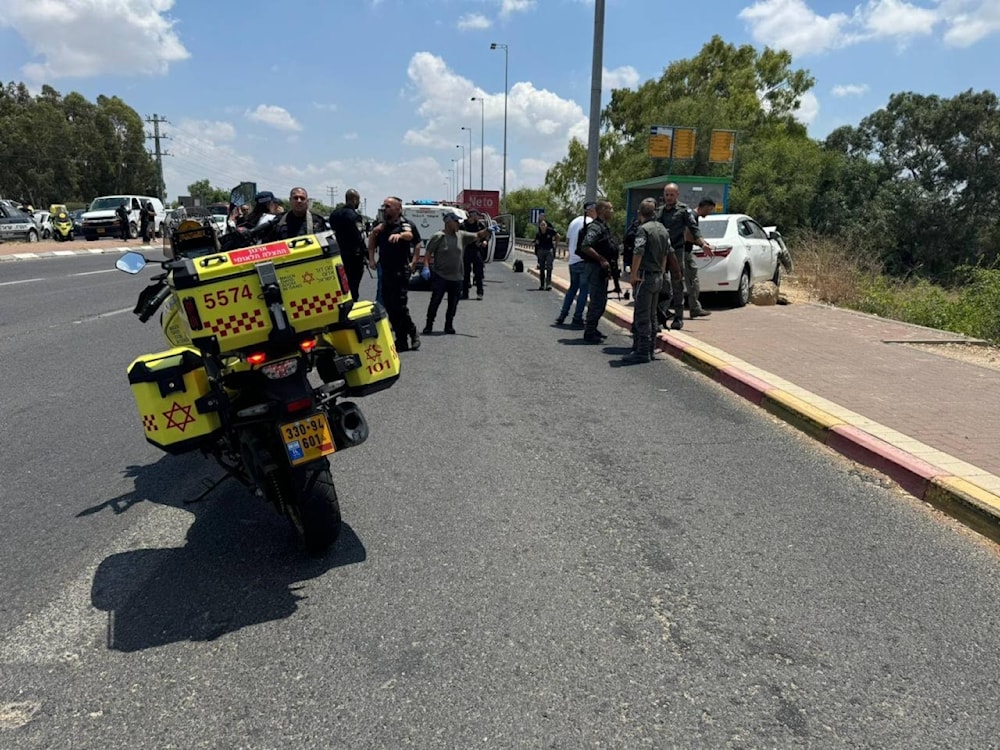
{"left": 329, "top": 401, "right": 369, "bottom": 450}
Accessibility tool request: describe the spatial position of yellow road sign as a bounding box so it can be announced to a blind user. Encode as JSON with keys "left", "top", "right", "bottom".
{"left": 648, "top": 126, "right": 673, "bottom": 158}
{"left": 709, "top": 130, "right": 736, "bottom": 163}
{"left": 672, "top": 127, "right": 696, "bottom": 160}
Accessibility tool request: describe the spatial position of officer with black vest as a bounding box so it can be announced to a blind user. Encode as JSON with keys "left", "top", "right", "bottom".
{"left": 328, "top": 188, "right": 366, "bottom": 300}
{"left": 368, "top": 196, "right": 420, "bottom": 352}
{"left": 576, "top": 199, "right": 618, "bottom": 343}
{"left": 272, "top": 186, "right": 329, "bottom": 239}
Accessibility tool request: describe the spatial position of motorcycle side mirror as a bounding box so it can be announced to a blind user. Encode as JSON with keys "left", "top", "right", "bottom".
{"left": 116, "top": 251, "right": 148, "bottom": 274}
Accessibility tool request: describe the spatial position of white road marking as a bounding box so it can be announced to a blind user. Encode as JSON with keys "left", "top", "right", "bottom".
{"left": 71, "top": 269, "right": 117, "bottom": 277}
{"left": 72, "top": 307, "right": 134, "bottom": 324}
{"left": 0, "top": 278, "right": 42, "bottom": 286}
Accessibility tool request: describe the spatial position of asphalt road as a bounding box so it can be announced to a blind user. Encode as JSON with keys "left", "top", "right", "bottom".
{"left": 1, "top": 255, "right": 998, "bottom": 748}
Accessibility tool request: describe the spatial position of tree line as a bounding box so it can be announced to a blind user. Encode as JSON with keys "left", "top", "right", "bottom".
{"left": 0, "top": 82, "right": 160, "bottom": 208}
{"left": 507, "top": 36, "right": 1000, "bottom": 284}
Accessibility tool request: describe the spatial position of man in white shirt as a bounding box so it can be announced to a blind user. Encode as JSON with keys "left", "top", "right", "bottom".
{"left": 555, "top": 201, "right": 596, "bottom": 327}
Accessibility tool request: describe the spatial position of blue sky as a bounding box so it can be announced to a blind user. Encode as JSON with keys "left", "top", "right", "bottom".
{"left": 1, "top": 0, "right": 998, "bottom": 212}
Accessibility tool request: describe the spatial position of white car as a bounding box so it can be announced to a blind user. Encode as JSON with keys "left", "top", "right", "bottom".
{"left": 692, "top": 213, "right": 786, "bottom": 307}
{"left": 209, "top": 214, "right": 229, "bottom": 237}
{"left": 32, "top": 210, "right": 52, "bottom": 239}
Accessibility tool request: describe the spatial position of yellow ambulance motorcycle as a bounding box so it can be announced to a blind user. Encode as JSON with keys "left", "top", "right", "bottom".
{"left": 116, "top": 217, "right": 400, "bottom": 555}
{"left": 50, "top": 204, "right": 74, "bottom": 241}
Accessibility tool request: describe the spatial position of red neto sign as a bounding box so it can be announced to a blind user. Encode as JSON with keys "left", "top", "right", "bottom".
{"left": 457, "top": 190, "right": 500, "bottom": 217}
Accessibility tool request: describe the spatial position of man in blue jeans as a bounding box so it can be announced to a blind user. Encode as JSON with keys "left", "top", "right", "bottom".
{"left": 555, "top": 201, "right": 596, "bottom": 327}
{"left": 577, "top": 199, "right": 617, "bottom": 343}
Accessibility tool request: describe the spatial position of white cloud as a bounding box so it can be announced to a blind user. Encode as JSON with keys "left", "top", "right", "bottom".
{"left": 245, "top": 105, "right": 302, "bottom": 132}
{"left": 740, "top": 0, "right": 1000, "bottom": 55}
{"left": 739, "top": 0, "right": 852, "bottom": 56}
{"left": 831, "top": 83, "right": 869, "bottom": 97}
{"left": 500, "top": 0, "right": 535, "bottom": 17}
{"left": 602, "top": 65, "right": 640, "bottom": 90}
{"left": 457, "top": 13, "right": 492, "bottom": 30}
{"left": 939, "top": 0, "right": 1000, "bottom": 47}
{"left": 403, "top": 52, "right": 587, "bottom": 155}
{"left": 794, "top": 90, "right": 819, "bottom": 124}
{"left": 0, "top": 0, "right": 189, "bottom": 80}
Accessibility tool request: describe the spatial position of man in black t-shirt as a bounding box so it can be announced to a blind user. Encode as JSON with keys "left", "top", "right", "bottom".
{"left": 329, "top": 188, "right": 366, "bottom": 299}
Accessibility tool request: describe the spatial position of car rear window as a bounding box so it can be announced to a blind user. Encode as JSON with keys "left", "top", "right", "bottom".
{"left": 698, "top": 218, "right": 728, "bottom": 239}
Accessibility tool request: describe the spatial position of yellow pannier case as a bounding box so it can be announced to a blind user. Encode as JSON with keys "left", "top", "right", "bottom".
{"left": 321, "top": 301, "right": 400, "bottom": 396}
{"left": 168, "top": 233, "right": 350, "bottom": 355}
{"left": 127, "top": 347, "right": 222, "bottom": 454}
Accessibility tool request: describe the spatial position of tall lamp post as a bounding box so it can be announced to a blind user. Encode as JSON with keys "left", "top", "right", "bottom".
{"left": 489, "top": 42, "right": 508, "bottom": 212}
{"left": 461, "top": 126, "right": 473, "bottom": 191}
{"left": 470, "top": 96, "right": 485, "bottom": 190}
{"left": 450, "top": 158, "right": 458, "bottom": 198}
{"left": 456, "top": 144, "right": 465, "bottom": 192}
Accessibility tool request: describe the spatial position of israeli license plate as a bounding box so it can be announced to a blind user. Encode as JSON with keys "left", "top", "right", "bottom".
{"left": 97, "top": 227, "right": 105, "bottom": 234}
{"left": 280, "top": 413, "right": 335, "bottom": 466}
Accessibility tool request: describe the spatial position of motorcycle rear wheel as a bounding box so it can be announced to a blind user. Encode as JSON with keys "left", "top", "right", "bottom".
{"left": 269, "top": 462, "right": 342, "bottom": 556}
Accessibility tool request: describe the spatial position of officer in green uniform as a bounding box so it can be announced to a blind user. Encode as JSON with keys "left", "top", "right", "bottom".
{"left": 656, "top": 183, "right": 713, "bottom": 330}
{"left": 623, "top": 198, "right": 677, "bottom": 364}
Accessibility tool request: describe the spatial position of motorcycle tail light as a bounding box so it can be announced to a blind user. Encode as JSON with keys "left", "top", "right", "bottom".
{"left": 299, "top": 338, "right": 317, "bottom": 353}
{"left": 181, "top": 296, "right": 203, "bottom": 330}
{"left": 261, "top": 357, "right": 299, "bottom": 379}
{"left": 286, "top": 397, "right": 313, "bottom": 413}
{"left": 247, "top": 351, "right": 267, "bottom": 365}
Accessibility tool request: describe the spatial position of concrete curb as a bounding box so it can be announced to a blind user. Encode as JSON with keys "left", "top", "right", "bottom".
{"left": 0, "top": 245, "right": 151, "bottom": 262}
{"left": 524, "top": 259, "right": 1000, "bottom": 545}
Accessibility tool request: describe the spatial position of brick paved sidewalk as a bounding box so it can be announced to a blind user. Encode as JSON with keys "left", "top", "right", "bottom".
{"left": 524, "top": 251, "right": 1000, "bottom": 543}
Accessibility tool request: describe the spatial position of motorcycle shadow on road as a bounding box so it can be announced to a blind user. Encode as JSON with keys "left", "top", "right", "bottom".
{"left": 78, "top": 454, "right": 366, "bottom": 653}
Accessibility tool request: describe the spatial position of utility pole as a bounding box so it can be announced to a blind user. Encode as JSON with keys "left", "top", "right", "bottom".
{"left": 145, "top": 114, "right": 170, "bottom": 201}
{"left": 327, "top": 185, "right": 338, "bottom": 206}
{"left": 584, "top": 1, "right": 605, "bottom": 204}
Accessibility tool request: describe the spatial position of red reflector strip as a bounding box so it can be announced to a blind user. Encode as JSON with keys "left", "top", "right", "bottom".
{"left": 336, "top": 264, "right": 350, "bottom": 295}
{"left": 286, "top": 397, "right": 313, "bottom": 412}
{"left": 181, "top": 296, "right": 203, "bottom": 330}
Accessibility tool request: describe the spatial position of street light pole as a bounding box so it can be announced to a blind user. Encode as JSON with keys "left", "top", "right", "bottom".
{"left": 450, "top": 158, "right": 457, "bottom": 198}
{"left": 490, "top": 42, "right": 508, "bottom": 212}
{"left": 461, "top": 126, "right": 473, "bottom": 190}
{"left": 470, "top": 96, "right": 485, "bottom": 190}
{"left": 584, "top": 0, "right": 605, "bottom": 204}
{"left": 456, "top": 144, "right": 465, "bottom": 192}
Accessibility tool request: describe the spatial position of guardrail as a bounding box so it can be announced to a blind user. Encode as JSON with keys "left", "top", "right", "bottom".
{"left": 513, "top": 238, "right": 570, "bottom": 260}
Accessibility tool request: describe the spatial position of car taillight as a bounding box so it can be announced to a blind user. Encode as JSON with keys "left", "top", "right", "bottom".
{"left": 181, "top": 296, "right": 203, "bottom": 330}
{"left": 247, "top": 352, "right": 267, "bottom": 365}
{"left": 713, "top": 245, "right": 733, "bottom": 257}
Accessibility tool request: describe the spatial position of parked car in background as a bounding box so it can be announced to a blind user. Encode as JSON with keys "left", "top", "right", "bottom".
{"left": 32, "top": 210, "right": 52, "bottom": 239}
{"left": 692, "top": 213, "right": 786, "bottom": 307}
{"left": 208, "top": 214, "right": 228, "bottom": 237}
{"left": 0, "top": 202, "right": 40, "bottom": 242}
{"left": 81, "top": 194, "right": 164, "bottom": 240}
{"left": 70, "top": 209, "right": 85, "bottom": 236}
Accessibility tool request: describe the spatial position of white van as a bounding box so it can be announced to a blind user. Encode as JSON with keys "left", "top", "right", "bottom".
{"left": 401, "top": 201, "right": 496, "bottom": 269}
{"left": 81, "top": 194, "right": 165, "bottom": 241}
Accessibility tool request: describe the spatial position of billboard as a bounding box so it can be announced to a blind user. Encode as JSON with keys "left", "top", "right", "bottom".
{"left": 457, "top": 189, "right": 500, "bottom": 218}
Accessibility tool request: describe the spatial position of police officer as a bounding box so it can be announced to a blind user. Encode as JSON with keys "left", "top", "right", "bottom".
{"left": 682, "top": 198, "right": 718, "bottom": 320}
{"left": 577, "top": 199, "right": 617, "bottom": 343}
{"left": 116, "top": 201, "right": 130, "bottom": 241}
{"left": 271, "top": 187, "right": 329, "bottom": 239}
{"left": 329, "top": 188, "right": 366, "bottom": 300}
{"left": 460, "top": 209, "right": 487, "bottom": 300}
{"left": 368, "top": 196, "right": 420, "bottom": 352}
{"left": 657, "top": 183, "right": 713, "bottom": 330}
{"left": 623, "top": 198, "right": 674, "bottom": 364}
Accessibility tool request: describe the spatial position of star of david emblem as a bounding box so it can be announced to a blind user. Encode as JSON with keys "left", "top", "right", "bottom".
{"left": 163, "top": 401, "right": 196, "bottom": 432}
{"left": 364, "top": 342, "right": 382, "bottom": 363}
{"left": 302, "top": 272, "right": 316, "bottom": 284}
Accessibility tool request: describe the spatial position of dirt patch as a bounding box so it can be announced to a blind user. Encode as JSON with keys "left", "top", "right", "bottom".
{"left": 902, "top": 341, "right": 1000, "bottom": 372}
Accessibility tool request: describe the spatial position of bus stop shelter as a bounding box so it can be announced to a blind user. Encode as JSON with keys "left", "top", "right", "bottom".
{"left": 623, "top": 175, "right": 731, "bottom": 225}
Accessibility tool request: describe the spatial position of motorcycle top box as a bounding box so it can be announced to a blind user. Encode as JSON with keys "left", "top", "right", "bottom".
{"left": 321, "top": 301, "right": 401, "bottom": 396}
{"left": 127, "top": 346, "right": 222, "bottom": 454}
{"left": 168, "top": 232, "right": 350, "bottom": 355}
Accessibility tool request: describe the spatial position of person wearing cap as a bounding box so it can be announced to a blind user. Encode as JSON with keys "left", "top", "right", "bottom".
{"left": 460, "top": 209, "right": 487, "bottom": 300}
{"left": 417, "top": 212, "right": 492, "bottom": 334}
{"left": 368, "top": 196, "right": 421, "bottom": 351}
{"left": 555, "top": 201, "right": 596, "bottom": 326}
{"left": 272, "top": 186, "right": 329, "bottom": 240}
{"left": 237, "top": 191, "right": 282, "bottom": 230}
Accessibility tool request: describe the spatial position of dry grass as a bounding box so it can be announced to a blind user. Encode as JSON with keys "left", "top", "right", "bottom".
{"left": 782, "top": 231, "right": 879, "bottom": 306}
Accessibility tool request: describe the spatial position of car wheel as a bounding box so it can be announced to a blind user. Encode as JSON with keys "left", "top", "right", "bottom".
{"left": 129, "top": 221, "right": 138, "bottom": 239}
{"left": 729, "top": 267, "right": 750, "bottom": 307}
{"left": 42, "top": 229, "right": 51, "bottom": 240}
{"left": 27, "top": 229, "right": 38, "bottom": 243}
